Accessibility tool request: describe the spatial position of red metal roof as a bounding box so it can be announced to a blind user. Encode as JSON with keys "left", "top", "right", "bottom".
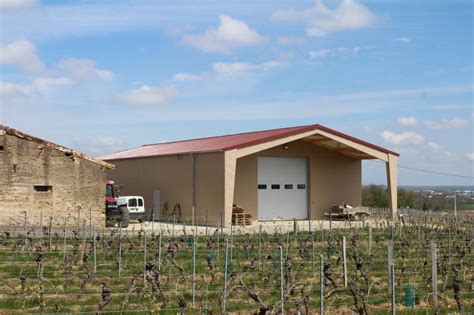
{"left": 100, "top": 124, "right": 399, "bottom": 160}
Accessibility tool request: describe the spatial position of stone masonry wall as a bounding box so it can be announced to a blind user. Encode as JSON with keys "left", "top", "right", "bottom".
{"left": 0, "top": 132, "right": 107, "bottom": 230}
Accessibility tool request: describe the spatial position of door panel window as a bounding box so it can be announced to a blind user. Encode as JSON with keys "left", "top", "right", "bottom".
{"left": 271, "top": 184, "right": 280, "bottom": 189}
{"left": 138, "top": 198, "right": 143, "bottom": 207}
{"left": 284, "top": 184, "right": 293, "bottom": 189}
{"left": 258, "top": 184, "right": 267, "bottom": 189}
{"left": 128, "top": 198, "right": 137, "bottom": 207}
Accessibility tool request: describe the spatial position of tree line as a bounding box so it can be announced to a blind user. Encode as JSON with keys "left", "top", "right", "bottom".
{"left": 361, "top": 184, "right": 457, "bottom": 211}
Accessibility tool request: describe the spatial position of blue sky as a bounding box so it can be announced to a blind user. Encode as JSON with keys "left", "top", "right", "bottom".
{"left": 1, "top": 0, "right": 473, "bottom": 185}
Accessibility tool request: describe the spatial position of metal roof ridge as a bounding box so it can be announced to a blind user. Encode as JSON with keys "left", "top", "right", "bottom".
{"left": 141, "top": 123, "right": 318, "bottom": 147}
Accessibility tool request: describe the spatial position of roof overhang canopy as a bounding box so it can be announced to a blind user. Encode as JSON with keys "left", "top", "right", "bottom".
{"left": 302, "top": 134, "right": 376, "bottom": 160}
{"left": 232, "top": 126, "right": 397, "bottom": 162}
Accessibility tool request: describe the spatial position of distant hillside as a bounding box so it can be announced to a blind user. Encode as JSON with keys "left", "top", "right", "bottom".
{"left": 400, "top": 185, "right": 474, "bottom": 191}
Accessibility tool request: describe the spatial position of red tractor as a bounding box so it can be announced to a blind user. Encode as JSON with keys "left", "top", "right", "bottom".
{"left": 105, "top": 180, "right": 129, "bottom": 227}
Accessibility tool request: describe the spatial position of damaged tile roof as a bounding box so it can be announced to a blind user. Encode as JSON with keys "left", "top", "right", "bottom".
{"left": 0, "top": 124, "right": 115, "bottom": 169}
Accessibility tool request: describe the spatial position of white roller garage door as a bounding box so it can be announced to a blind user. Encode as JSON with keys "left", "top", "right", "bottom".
{"left": 258, "top": 157, "right": 308, "bottom": 220}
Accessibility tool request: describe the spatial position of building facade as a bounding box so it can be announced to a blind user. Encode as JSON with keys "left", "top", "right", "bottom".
{"left": 0, "top": 125, "right": 114, "bottom": 228}
{"left": 101, "top": 124, "right": 399, "bottom": 226}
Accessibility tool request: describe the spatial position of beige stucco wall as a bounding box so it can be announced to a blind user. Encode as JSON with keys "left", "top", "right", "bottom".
{"left": 233, "top": 139, "right": 362, "bottom": 219}
{"left": 0, "top": 132, "right": 107, "bottom": 229}
{"left": 107, "top": 140, "right": 361, "bottom": 225}
{"left": 106, "top": 152, "right": 225, "bottom": 225}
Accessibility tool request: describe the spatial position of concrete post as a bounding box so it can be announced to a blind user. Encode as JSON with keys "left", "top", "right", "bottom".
{"left": 224, "top": 150, "right": 237, "bottom": 228}
{"left": 386, "top": 154, "right": 398, "bottom": 222}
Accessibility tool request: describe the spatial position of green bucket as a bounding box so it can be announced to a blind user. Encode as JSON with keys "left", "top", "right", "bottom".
{"left": 226, "top": 261, "right": 233, "bottom": 274}
{"left": 186, "top": 235, "right": 193, "bottom": 246}
{"left": 404, "top": 284, "right": 415, "bottom": 307}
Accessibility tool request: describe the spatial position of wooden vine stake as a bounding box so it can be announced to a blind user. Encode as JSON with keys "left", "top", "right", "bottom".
{"left": 63, "top": 217, "right": 67, "bottom": 262}
{"left": 48, "top": 216, "right": 52, "bottom": 252}
{"left": 222, "top": 239, "right": 229, "bottom": 314}
{"left": 258, "top": 224, "right": 262, "bottom": 269}
{"left": 217, "top": 220, "right": 220, "bottom": 261}
{"left": 342, "top": 236, "right": 347, "bottom": 287}
{"left": 23, "top": 211, "right": 27, "bottom": 250}
{"left": 93, "top": 226, "right": 97, "bottom": 273}
{"left": 158, "top": 232, "right": 162, "bottom": 271}
{"left": 431, "top": 242, "right": 438, "bottom": 309}
{"left": 89, "top": 206, "right": 92, "bottom": 237}
{"left": 118, "top": 225, "right": 122, "bottom": 277}
{"left": 192, "top": 226, "right": 197, "bottom": 307}
{"left": 320, "top": 254, "right": 324, "bottom": 315}
{"left": 205, "top": 208, "right": 209, "bottom": 237}
{"left": 143, "top": 231, "right": 147, "bottom": 286}
{"left": 311, "top": 232, "right": 315, "bottom": 276}
{"left": 368, "top": 226, "right": 372, "bottom": 256}
{"left": 390, "top": 263, "right": 395, "bottom": 315}
{"left": 280, "top": 245, "right": 284, "bottom": 315}
{"left": 81, "top": 219, "right": 86, "bottom": 259}
{"left": 387, "top": 241, "right": 393, "bottom": 295}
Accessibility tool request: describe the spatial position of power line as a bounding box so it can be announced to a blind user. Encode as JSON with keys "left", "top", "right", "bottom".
{"left": 366, "top": 160, "right": 474, "bottom": 179}
{"left": 398, "top": 164, "right": 474, "bottom": 179}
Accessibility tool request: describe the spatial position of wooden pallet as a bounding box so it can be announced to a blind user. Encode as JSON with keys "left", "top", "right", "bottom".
{"left": 232, "top": 213, "right": 252, "bottom": 226}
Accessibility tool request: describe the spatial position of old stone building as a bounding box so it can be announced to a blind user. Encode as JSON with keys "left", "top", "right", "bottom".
{"left": 0, "top": 125, "right": 114, "bottom": 229}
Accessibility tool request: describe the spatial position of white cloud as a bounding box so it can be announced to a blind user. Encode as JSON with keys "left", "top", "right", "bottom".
{"left": 0, "top": 0, "right": 36, "bottom": 10}
{"left": 277, "top": 36, "right": 306, "bottom": 45}
{"left": 212, "top": 60, "right": 287, "bottom": 76}
{"left": 56, "top": 58, "right": 114, "bottom": 81}
{"left": 467, "top": 153, "right": 474, "bottom": 161}
{"left": 171, "top": 72, "right": 206, "bottom": 81}
{"left": 309, "top": 49, "right": 332, "bottom": 58}
{"left": 0, "top": 77, "right": 73, "bottom": 102}
{"left": 212, "top": 62, "right": 255, "bottom": 75}
{"left": 424, "top": 117, "right": 469, "bottom": 130}
{"left": 73, "top": 136, "right": 128, "bottom": 156}
{"left": 261, "top": 60, "right": 287, "bottom": 70}
{"left": 119, "top": 85, "right": 177, "bottom": 106}
{"left": 0, "top": 40, "right": 45, "bottom": 72}
{"left": 272, "top": 0, "right": 376, "bottom": 36}
{"left": 381, "top": 130, "right": 424, "bottom": 146}
{"left": 397, "top": 116, "right": 418, "bottom": 127}
{"left": 427, "top": 141, "right": 441, "bottom": 152}
{"left": 0, "top": 80, "right": 32, "bottom": 100}
{"left": 439, "top": 151, "right": 457, "bottom": 161}
{"left": 394, "top": 37, "right": 411, "bottom": 43}
{"left": 182, "top": 15, "right": 264, "bottom": 54}
{"left": 32, "top": 77, "right": 74, "bottom": 92}
{"left": 309, "top": 46, "right": 372, "bottom": 58}
{"left": 172, "top": 60, "right": 287, "bottom": 81}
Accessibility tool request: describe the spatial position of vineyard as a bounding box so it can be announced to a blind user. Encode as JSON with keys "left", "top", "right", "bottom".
{"left": 0, "top": 213, "right": 473, "bottom": 314}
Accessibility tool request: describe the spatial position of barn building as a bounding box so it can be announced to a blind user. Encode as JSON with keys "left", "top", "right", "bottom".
{"left": 101, "top": 124, "right": 399, "bottom": 226}
{"left": 0, "top": 125, "right": 114, "bottom": 228}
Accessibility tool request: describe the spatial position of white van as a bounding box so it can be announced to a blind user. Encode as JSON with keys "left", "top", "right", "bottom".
{"left": 117, "top": 196, "right": 146, "bottom": 220}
